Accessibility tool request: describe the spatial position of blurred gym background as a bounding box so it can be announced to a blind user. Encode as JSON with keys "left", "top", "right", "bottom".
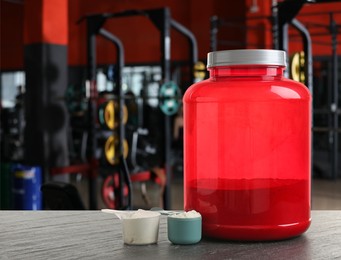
{"left": 0, "top": 0, "right": 340, "bottom": 210}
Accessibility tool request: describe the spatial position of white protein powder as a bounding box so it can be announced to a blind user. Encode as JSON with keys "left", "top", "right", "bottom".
{"left": 124, "top": 209, "right": 160, "bottom": 219}
{"left": 170, "top": 210, "right": 201, "bottom": 218}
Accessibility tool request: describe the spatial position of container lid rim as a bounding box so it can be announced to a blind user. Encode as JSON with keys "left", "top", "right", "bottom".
{"left": 207, "top": 49, "right": 287, "bottom": 68}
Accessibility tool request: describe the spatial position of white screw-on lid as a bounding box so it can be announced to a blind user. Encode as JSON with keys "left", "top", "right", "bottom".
{"left": 207, "top": 49, "right": 287, "bottom": 68}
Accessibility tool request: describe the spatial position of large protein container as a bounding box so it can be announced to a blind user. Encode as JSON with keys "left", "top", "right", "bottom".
{"left": 183, "top": 49, "right": 311, "bottom": 241}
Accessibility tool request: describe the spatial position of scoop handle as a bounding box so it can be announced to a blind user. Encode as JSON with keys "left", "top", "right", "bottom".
{"left": 101, "top": 209, "right": 127, "bottom": 219}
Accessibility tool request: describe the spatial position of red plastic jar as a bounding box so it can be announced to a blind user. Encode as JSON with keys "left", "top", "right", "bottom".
{"left": 183, "top": 49, "right": 311, "bottom": 241}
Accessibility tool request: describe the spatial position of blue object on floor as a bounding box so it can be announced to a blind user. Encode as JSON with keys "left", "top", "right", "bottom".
{"left": 12, "top": 164, "right": 42, "bottom": 210}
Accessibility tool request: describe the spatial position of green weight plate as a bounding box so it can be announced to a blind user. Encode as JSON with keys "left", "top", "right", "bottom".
{"left": 159, "top": 81, "right": 181, "bottom": 116}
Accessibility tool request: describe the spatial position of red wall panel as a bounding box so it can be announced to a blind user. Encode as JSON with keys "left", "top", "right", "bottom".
{"left": 1, "top": 0, "right": 245, "bottom": 69}
{"left": 245, "top": 0, "right": 341, "bottom": 57}
{"left": 0, "top": 1, "right": 24, "bottom": 70}
{"left": 68, "top": 0, "right": 195, "bottom": 65}
{"left": 290, "top": 2, "right": 341, "bottom": 57}
{"left": 24, "top": 0, "right": 68, "bottom": 45}
{"left": 2, "top": 0, "right": 339, "bottom": 70}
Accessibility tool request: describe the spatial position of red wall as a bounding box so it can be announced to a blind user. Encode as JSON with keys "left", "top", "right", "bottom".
{"left": 68, "top": 0, "right": 237, "bottom": 66}
{"left": 246, "top": 0, "right": 273, "bottom": 49}
{"left": 245, "top": 0, "right": 341, "bottom": 57}
{"left": 1, "top": 0, "right": 340, "bottom": 70}
{"left": 290, "top": 2, "right": 341, "bottom": 57}
{"left": 0, "top": 1, "right": 24, "bottom": 70}
{"left": 69, "top": 0, "right": 193, "bottom": 65}
{"left": 24, "top": 0, "right": 68, "bottom": 45}
{"left": 1, "top": 0, "right": 245, "bottom": 70}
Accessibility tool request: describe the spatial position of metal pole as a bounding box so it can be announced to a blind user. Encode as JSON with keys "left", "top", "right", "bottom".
{"left": 282, "top": 23, "right": 289, "bottom": 77}
{"left": 330, "top": 13, "right": 339, "bottom": 179}
{"left": 149, "top": 7, "right": 173, "bottom": 209}
{"left": 163, "top": 8, "right": 172, "bottom": 209}
{"left": 291, "top": 18, "right": 314, "bottom": 179}
{"left": 271, "top": 0, "right": 279, "bottom": 49}
{"left": 99, "top": 28, "right": 133, "bottom": 209}
{"left": 145, "top": 7, "right": 173, "bottom": 209}
{"left": 86, "top": 20, "right": 98, "bottom": 210}
{"left": 210, "top": 16, "right": 219, "bottom": 52}
{"left": 291, "top": 19, "right": 313, "bottom": 94}
{"left": 170, "top": 19, "right": 198, "bottom": 85}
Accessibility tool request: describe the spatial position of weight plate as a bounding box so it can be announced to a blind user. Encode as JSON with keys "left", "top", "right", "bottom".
{"left": 194, "top": 61, "right": 206, "bottom": 80}
{"left": 101, "top": 173, "right": 129, "bottom": 209}
{"left": 104, "top": 135, "right": 117, "bottom": 165}
{"left": 159, "top": 81, "right": 181, "bottom": 116}
{"left": 98, "top": 101, "right": 128, "bottom": 129}
{"left": 291, "top": 51, "right": 305, "bottom": 83}
{"left": 104, "top": 135, "right": 129, "bottom": 165}
{"left": 123, "top": 139, "right": 129, "bottom": 159}
{"left": 104, "top": 101, "right": 115, "bottom": 130}
{"left": 123, "top": 105, "right": 128, "bottom": 125}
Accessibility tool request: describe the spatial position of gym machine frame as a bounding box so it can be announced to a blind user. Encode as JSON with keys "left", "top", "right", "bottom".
{"left": 273, "top": 0, "right": 339, "bottom": 179}
{"left": 82, "top": 7, "right": 198, "bottom": 209}
{"left": 210, "top": 16, "right": 272, "bottom": 51}
{"left": 209, "top": 0, "right": 339, "bottom": 178}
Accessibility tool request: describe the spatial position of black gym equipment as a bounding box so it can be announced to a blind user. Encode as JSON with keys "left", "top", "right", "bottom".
{"left": 273, "top": 0, "right": 340, "bottom": 179}
{"left": 41, "top": 182, "right": 86, "bottom": 210}
{"left": 79, "top": 7, "right": 198, "bottom": 209}
{"left": 210, "top": 16, "right": 273, "bottom": 51}
{"left": 210, "top": 1, "right": 340, "bottom": 179}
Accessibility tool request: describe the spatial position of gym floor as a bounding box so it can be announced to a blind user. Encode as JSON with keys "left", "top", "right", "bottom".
{"left": 74, "top": 175, "right": 341, "bottom": 210}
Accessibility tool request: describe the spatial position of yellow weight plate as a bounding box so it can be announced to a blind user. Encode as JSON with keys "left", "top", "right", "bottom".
{"left": 104, "top": 135, "right": 117, "bottom": 165}
{"left": 104, "top": 101, "right": 115, "bottom": 130}
{"left": 194, "top": 61, "right": 206, "bottom": 80}
{"left": 102, "top": 101, "right": 128, "bottom": 129}
{"left": 123, "top": 139, "right": 129, "bottom": 159}
{"left": 104, "top": 135, "right": 129, "bottom": 164}
{"left": 291, "top": 51, "right": 305, "bottom": 83}
{"left": 123, "top": 105, "right": 128, "bottom": 125}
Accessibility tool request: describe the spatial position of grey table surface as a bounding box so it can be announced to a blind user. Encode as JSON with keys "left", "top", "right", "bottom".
{"left": 0, "top": 210, "right": 340, "bottom": 260}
